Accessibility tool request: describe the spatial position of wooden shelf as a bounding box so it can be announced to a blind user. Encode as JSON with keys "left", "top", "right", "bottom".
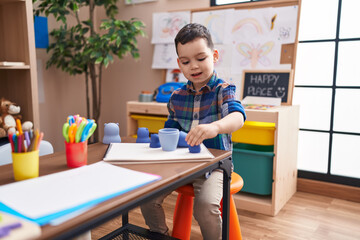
{"left": 0, "top": 65, "right": 30, "bottom": 69}
{"left": 0, "top": 0, "right": 39, "bottom": 130}
{"left": 126, "top": 101, "right": 300, "bottom": 216}
{"left": 126, "top": 101, "right": 168, "bottom": 136}
{"left": 0, "top": 0, "right": 26, "bottom": 4}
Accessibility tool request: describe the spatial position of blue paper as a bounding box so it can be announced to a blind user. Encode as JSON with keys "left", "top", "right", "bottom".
{"left": 34, "top": 16, "right": 49, "bottom": 49}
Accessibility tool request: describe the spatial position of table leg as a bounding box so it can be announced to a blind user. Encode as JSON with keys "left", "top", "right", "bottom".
{"left": 122, "top": 213, "right": 129, "bottom": 225}
{"left": 220, "top": 157, "right": 232, "bottom": 240}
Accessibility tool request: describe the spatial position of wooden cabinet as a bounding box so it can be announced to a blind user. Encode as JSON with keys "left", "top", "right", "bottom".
{"left": 234, "top": 106, "right": 299, "bottom": 216}
{"left": 126, "top": 101, "right": 299, "bottom": 216}
{"left": 126, "top": 101, "right": 169, "bottom": 136}
{"left": 0, "top": 0, "right": 40, "bottom": 129}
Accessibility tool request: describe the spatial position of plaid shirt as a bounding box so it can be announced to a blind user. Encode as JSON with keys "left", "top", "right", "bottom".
{"left": 164, "top": 73, "right": 246, "bottom": 151}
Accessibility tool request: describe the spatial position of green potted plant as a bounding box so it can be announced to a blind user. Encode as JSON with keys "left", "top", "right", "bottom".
{"left": 33, "top": 0, "right": 146, "bottom": 142}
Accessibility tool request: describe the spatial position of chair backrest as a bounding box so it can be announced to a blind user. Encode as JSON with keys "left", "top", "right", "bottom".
{"left": 0, "top": 140, "right": 54, "bottom": 166}
{"left": 39, "top": 140, "right": 54, "bottom": 156}
{"left": 0, "top": 143, "right": 12, "bottom": 166}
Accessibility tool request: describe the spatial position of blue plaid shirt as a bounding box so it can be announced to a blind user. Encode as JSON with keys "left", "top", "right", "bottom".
{"left": 164, "top": 73, "right": 246, "bottom": 151}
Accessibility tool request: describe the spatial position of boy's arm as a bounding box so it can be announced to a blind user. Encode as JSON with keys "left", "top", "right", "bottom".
{"left": 185, "top": 111, "right": 244, "bottom": 147}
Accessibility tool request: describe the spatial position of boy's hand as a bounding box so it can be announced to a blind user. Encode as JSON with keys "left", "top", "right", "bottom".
{"left": 185, "top": 112, "right": 244, "bottom": 146}
{"left": 185, "top": 123, "right": 220, "bottom": 147}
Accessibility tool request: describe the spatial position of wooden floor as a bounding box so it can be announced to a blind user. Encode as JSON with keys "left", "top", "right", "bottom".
{"left": 91, "top": 191, "right": 360, "bottom": 240}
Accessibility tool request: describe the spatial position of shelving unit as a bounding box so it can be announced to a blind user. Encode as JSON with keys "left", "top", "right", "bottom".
{"left": 126, "top": 101, "right": 299, "bottom": 216}
{"left": 235, "top": 106, "right": 299, "bottom": 216}
{"left": 0, "top": 0, "right": 40, "bottom": 130}
{"left": 126, "top": 101, "right": 169, "bottom": 136}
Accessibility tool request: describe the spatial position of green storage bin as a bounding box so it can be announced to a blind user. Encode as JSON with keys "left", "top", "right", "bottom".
{"left": 232, "top": 143, "right": 275, "bottom": 195}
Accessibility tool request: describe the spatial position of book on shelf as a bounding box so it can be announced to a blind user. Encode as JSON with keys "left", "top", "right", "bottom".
{"left": 0, "top": 61, "right": 25, "bottom": 66}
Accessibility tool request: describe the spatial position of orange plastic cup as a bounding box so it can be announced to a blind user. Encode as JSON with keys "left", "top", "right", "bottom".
{"left": 12, "top": 150, "right": 39, "bottom": 181}
{"left": 65, "top": 140, "right": 88, "bottom": 168}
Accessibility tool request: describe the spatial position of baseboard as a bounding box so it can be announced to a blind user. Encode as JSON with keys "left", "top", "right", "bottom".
{"left": 297, "top": 178, "right": 360, "bottom": 203}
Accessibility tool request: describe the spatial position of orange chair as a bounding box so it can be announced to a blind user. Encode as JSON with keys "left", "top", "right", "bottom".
{"left": 172, "top": 172, "right": 243, "bottom": 240}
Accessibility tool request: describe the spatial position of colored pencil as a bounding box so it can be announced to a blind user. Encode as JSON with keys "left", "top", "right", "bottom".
{"left": 33, "top": 130, "right": 39, "bottom": 152}
{"left": 27, "top": 133, "right": 36, "bottom": 152}
{"left": 16, "top": 119, "right": 23, "bottom": 135}
{"left": 13, "top": 135, "right": 17, "bottom": 153}
{"left": 17, "top": 134, "right": 22, "bottom": 153}
{"left": 21, "top": 134, "right": 26, "bottom": 152}
{"left": 24, "top": 131, "right": 30, "bottom": 147}
{"left": 8, "top": 133, "right": 14, "bottom": 152}
{"left": 36, "top": 132, "right": 44, "bottom": 150}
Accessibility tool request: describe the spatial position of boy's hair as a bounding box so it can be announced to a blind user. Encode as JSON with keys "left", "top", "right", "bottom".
{"left": 174, "top": 23, "right": 214, "bottom": 55}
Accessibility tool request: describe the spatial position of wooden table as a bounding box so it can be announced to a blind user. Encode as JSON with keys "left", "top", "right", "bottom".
{"left": 0, "top": 137, "right": 233, "bottom": 240}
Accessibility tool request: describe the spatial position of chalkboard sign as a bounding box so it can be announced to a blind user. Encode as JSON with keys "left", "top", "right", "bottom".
{"left": 241, "top": 70, "right": 293, "bottom": 105}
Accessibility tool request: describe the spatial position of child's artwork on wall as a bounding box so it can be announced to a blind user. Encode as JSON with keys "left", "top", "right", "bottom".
{"left": 229, "top": 74, "right": 243, "bottom": 101}
{"left": 231, "top": 37, "right": 283, "bottom": 74}
{"left": 268, "top": 5, "right": 298, "bottom": 44}
{"left": 229, "top": 6, "right": 297, "bottom": 74}
{"left": 152, "top": 11, "right": 191, "bottom": 44}
{"left": 152, "top": 44, "right": 178, "bottom": 69}
{"left": 191, "top": 9, "right": 234, "bottom": 44}
{"left": 230, "top": 8, "right": 275, "bottom": 74}
{"left": 165, "top": 69, "right": 187, "bottom": 83}
{"left": 151, "top": 5, "right": 298, "bottom": 93}
{"left": 214, "top": 69, "right": 243, "bottom": 101}
{"left": 214, "top": 44, "right": 232, "bottom": 71}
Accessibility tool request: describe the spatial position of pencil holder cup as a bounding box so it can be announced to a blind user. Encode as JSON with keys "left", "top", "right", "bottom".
{"left": 136, "top": 127, "right": 150, "bottom": 143}
{"left": 158, "top": 128, "right": 179, "bottom": 151}
{"left": 177, "top": 131, "right": 189, "bottom": 148}
{"left": 65, "top": 140, "right": 88, "bottom": 168}
{"left": 189, "top": 144, "right": 201, "bottom": 153}
{"left": 150, "top": 134, "right": 161, "bottom": 148}
{"left": 12, "top": 150, "right": 39, "bottom": 181}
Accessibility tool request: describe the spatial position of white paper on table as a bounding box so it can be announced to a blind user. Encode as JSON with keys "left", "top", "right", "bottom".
{"left": 0, "top": 162, "right": 161, "bottom": 219}
{"left": 103, "top": 143, "right": 214, "bottom": 161}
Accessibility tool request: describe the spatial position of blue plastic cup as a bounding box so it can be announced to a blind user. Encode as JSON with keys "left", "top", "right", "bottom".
{"left": 158, "top": 128, "right": 179, "bottom": 151}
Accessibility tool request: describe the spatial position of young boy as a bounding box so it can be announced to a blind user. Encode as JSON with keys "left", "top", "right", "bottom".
{"left": 141, "top": 23, "right": 246, "bottom": 240}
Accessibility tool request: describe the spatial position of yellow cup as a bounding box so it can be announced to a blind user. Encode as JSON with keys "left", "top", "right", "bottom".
{"left": 12, "top": 150, "right": 39, "bottom": 181}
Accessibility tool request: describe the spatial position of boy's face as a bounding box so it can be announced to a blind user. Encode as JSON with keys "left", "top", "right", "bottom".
{"left": 176, "top": 38, "right": 218, "bottom": 91}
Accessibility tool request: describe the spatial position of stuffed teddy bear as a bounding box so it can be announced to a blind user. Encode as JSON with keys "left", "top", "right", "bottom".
{"left": 0, "top": 97, "right": 33, "bottom": 138}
